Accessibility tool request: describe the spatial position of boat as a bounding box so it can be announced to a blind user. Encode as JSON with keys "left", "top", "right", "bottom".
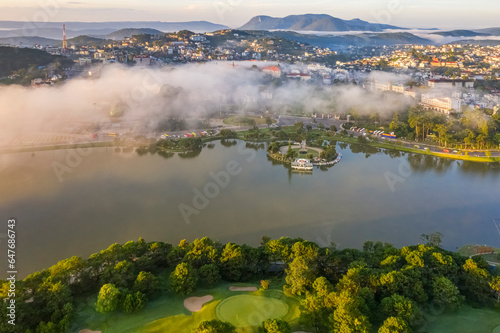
{"left": 291, "top": 158, "right": 313, "bottom": 171}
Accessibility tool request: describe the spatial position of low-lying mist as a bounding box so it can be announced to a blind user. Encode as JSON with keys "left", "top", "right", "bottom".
{"left": 0, "top": 63, "right": 416, "bottom": 144}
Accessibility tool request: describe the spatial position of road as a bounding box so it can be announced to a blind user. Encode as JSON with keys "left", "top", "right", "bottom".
{"left": 344, "top": 127, "right": 500, "bottom": 158}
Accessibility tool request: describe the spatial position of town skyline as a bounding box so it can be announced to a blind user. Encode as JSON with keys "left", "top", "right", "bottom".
{"left": 1, "top": 0, "right": 499, "bottom": 30}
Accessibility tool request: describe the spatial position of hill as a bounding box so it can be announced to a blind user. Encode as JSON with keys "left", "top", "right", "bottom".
{"left": 474, "top": 27, "right": 500, "bottom": 35}
{"left": 264, "top": 31, "right": 432, "bottom": 49}
{"left": 0, "top": 36, "right": 59, "bottom": 47}
{"left": 105, "top": 28, "right": 163, "bottom": 40}
{"left": 431, "top": 30, "right": 491, "bottom": 37}
{"left": 0, "top": 27, "right": 116, "bottom": 40}
{"left": 0, "top": 46, "right": 62, "bottom": 77}
{"left": 239, "top": 14, "right": 404, "bottom": 32}
{"left": 66, "top": 35, "right": 110, "bottom": 47}
{"left": 454, "top": 39, "right": 500, "bottom": 46}
{"left": 0, "top": 20, "right": 229, "bottom": 33}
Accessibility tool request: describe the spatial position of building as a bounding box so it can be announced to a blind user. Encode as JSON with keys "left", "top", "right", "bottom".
{"left": 134, "top": 55, "right": 151, "bottom": 67}
{"left": 428, "top": 79, "right": 474, "bottom": 89}
{"left": 190, "top": 35, "right": 207, "bottom": 42}
{"left": 285, "top": 73, "right": 311, "bottom": 81}
{"left": 391, "top": 84, "right": 405, "bottom": 94}
{"left": 420, "top": 94, "right": 462, "bottom": 114}
{"left": 262, "top": 66, "right": 281, "bottom": 78}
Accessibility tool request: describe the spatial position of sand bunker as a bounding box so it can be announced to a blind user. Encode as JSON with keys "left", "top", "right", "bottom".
{"left": 184, "top": 295, "right": 213, "bottom": 312}
{"left": 229, "top": 286, "right": 258, "bottom": 291}
{"left": 79, "top": 330, "right": 101, "bottom": 333}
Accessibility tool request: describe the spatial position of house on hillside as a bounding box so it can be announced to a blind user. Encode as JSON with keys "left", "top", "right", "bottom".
{"left": 262, "top": 65, "right": 281, "bottom": 78}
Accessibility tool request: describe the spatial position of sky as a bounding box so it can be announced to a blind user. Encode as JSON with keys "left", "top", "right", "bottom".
{"left": 0, "top": 0, "right": 499, "bottom": 29}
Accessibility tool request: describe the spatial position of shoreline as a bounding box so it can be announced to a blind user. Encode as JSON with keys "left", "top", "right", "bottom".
{"left": 1, "top": 129, "right": 499, "bottom": 163}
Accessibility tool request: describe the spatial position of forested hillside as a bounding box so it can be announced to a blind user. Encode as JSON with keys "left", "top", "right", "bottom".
{"left": 1, "top": 236, "right": 499, "bottom": 332}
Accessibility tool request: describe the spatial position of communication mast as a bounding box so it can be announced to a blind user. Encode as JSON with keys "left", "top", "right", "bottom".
{"left": 62, "top": 24, "right": 68, "bottom": 53}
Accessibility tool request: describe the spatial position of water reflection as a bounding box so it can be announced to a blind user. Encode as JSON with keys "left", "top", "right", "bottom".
{"left": 245, "top": 142, "right": 266, "bottom": 150}
{"left": 178, "top": 149, "right": 202, "bottom": 159}
{"left": 0, "top": 139, "right": 499, "bottom": 279}
{"left": 220, "top": 139, "right": 238, "bottom": 147}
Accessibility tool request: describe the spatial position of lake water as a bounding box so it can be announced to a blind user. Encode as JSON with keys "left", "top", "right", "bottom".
{"left": 1, "top": 140, "right": 499, "bottom": 278}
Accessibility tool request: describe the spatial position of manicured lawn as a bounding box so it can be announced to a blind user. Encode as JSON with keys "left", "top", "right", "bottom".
{"left": 72, "top": 280, "right": 301, "bottom": 333}
{"left": 217, "top": 293, "right": 289, "bottom": 327}
{"left": 291, "top": 148, "right": 320, "bottom": 158}
{"left": 480, "top": 253, "right": 500, "bottom": 264}
{"left": 427, "top": 306, "right": 500, "bottom": 333}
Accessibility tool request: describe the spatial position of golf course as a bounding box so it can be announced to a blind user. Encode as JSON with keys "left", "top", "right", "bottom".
{"left": 427, "top": 306, "right": 500, "bottom": 333}
{"left": 74, "top": 281, "right": 301, "bottom": 333}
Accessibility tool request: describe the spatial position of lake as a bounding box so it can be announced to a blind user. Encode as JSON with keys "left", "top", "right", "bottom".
{"left": 1, "top": 140, "right": 499, "bottom": 278}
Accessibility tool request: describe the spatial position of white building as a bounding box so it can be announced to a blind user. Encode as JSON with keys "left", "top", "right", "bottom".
{"left": 428, "top": 79, "right": 474, "bottom": 89}
{"left": 190, "top": 35, "right": 207, "bottom": 42}
{"left": 420, "top": 94, "right": 462, "bottom": 114}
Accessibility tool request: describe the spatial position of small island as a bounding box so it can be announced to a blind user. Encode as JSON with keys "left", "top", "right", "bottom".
{"left": 267, "top": 139, "right": 342, "bottom": 170}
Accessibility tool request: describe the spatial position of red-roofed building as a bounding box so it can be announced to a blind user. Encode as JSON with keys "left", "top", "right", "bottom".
{"left": 262, "top": 66, "right": 281, "bottom": 78}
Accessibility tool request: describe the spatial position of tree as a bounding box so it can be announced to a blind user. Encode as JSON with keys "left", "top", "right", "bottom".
{"left": 432, "top": 277, "right": 463, "bottom": 311}
{"left": 185, "top": 237, "right": 219, "bottom": 268}
{"left": 198, "top": 264, "right": 221, "bottom": 287}
{"left": 330, "top": 125, "right": 337, "bottom": 132}
{"left": 266, "top": 117, "right": 273, "bottom": 127}
{"left": 101, "top": 260, "right": 135, "bottom": 287}
{"left": 123, "top": 293, "right": 136, "bottom": 313}
{"left": 420, "top": 232, "right": 443, "bottom": 247}
{"left": 193, "top": 319, "right": 236, "bottom": 333}
{"left": 284, "top": 256, "right": 317, "bottom": 296}
{"left": 122, "top": 291, "right": 147, "bottom": 313}
{"left": 133, "top": 271, "right": 161, "bottom": 297}
{"left": 381, "top": 294, "right": 422, "bottom": 326}
{"left": 261, "top": 280, "right": 270, "bottom": 290}
{"left": 318, "top": 123, "right": 325, "bottom": 130}
{"left": 330, "top": 290, "right": 372, "bottom": 333}
{"left": 490, "top": 276, "right": 500, "bottom": 303}
{"left": 170, "top": 263, "right": 198, "bottom": 295}
{"left": 378, "top": 317, "right": 411, "bottom": 333}
{"left": 220, "top": 243, "right": 245, "bottom": 281}
{"left": 259, "top": 318, "right": 291, "bottom": 333}
{"left": 306, "top": 124, "right": 313, "bottom": 131}
{"left": 219, "top": 129, "right": 237, "bottom": 137}
{"left": 96, "top": 284, "right": 121, "bottom": 313}
{"left": 267, "top": 142, "right": 280, "bottom": 154}
{"left": 313, "top": 276, "right": 333, "bottom": 297}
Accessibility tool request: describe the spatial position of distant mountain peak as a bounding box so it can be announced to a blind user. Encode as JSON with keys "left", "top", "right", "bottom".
{"left": 239, "top": 14, "right": 405, "bottom": 32}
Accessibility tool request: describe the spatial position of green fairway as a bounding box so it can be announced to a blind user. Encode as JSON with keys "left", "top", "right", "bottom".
{"left": 428, "top": 306, "right": 500, "bottom": 333}
{"left": 72, "top": 280, "right": 301, "bottom": 333}
{"left": 216, "top": 295, "right": 289, "bottom": 327}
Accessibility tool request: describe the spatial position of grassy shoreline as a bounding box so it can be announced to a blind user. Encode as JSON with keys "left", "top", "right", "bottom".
{"left": 2, "top": 127, "right": 499, "bottom": 163}
{"left": 321, "top": 133, "right": 500, "bottom": 163}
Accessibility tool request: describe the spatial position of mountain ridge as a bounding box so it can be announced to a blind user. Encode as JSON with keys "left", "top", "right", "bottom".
{"left": 239, "top": 14, "right": 405, "bottom": 32}
{"left": 0, "top": 20, "right": 229, "bottom": 34}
